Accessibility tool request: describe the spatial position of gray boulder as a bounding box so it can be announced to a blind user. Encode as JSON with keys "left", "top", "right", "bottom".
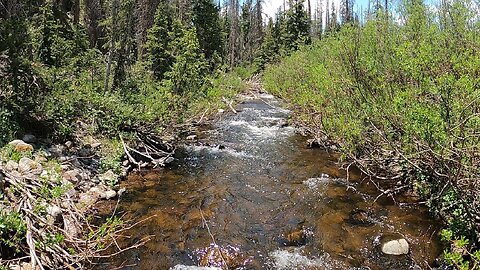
{"left": 22, "top": 134, "right": 36, "bottom": 143}
{"left": 381, "top": 239, "right": 409, "bottom": 255}
{"left": 18, "top": 157, "right": 43, "bottom": 175}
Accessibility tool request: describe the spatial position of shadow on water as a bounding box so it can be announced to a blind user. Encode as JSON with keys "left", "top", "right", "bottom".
{"left": 97, "top": 94, "right": 441, "bottom": 270}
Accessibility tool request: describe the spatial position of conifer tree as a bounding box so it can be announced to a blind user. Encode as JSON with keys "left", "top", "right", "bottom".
{"left": 255, "top": 18, "right": 278, "bottom": 70}
{"left": 165, "top": 20, "right": 207, "bottom": 97}
{"left": 145, "top": 2, "right": 174, "bottom": 81}
{"left": 193, "top": 0, "right": 224, "bottom": 68}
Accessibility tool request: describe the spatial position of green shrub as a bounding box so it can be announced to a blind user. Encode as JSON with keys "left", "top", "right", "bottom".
{"left": 0, "top": 108, "right": 18, "bottom": 147}
{"left": 263, "top": 0, "right": 480, "bottom": 265}
{"left": 0, "top": 211, "right": 27, "bottom": 254}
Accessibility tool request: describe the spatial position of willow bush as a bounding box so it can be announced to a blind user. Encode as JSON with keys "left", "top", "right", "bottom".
{"left": 264, "top": 0, "right": 480, "bottom": 265}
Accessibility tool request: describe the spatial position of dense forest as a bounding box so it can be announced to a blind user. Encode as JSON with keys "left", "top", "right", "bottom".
{"left": 0, "top": 0, "right": 479, "bottom": 268}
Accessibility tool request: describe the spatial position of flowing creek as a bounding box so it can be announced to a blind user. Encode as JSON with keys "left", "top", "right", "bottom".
{"left": 100, "top": 94, "right": 441, "bottom": 269}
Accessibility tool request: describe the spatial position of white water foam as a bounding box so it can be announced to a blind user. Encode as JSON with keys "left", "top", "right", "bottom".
{"left": 303, "top": 174, "right": 331, "bottom": 190}
{"left": 228, "top": 120, "right": 294, "bottom": 138}
{"left": 269, "top": 249, "right": 343, "bottom": 269}
{"left": 185, "top": 144, "right": 255, "bottom": 159}
{"left": 258, "top": 93, "right": 275, "bottom": 99}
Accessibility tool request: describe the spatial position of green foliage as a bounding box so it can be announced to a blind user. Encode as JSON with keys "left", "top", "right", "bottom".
{"left": 88, "top": 216, "right": 123, "bottom": 249}
{"left": 145, "top": 2, "right": 174, "bottom": 81}
{"left": 0, "top": 211, "right": 27, "bottom": 254}
{"left": 441, "top": 229, "right": 480, "bottom": 269}
{"left": 0, "top": 108, "right": 18, "bottom": 146}
{"left": 193, "top": 0, "right": 224, "bottom": 68}
{"left": 263, "top": 0, "right": 480, "bottom": 265}
{"left": 37, "top": 166, "right": 73, "bottom": 200}
{"left": 0, "top": 145, "right": 32, "bottom": 162}
{"left": 164, "top": 21, "right": 208, "bottom": 98}
{"left": 255, "top": 0, "right": 310, "bottom": 69}
{"left": 99, "top": 139, "right": 124, "bottom": 175}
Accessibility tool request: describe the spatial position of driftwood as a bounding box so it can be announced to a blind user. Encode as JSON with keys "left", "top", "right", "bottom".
{"left": 120, "top": 132, "right": 175, "bottom": 170}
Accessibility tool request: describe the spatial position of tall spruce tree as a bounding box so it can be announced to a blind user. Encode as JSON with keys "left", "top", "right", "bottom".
{"left": 165, "top": 20, "right": 207, "bottom": 96}
{"left": 145, "top": 2, "right": 174, "bottom": 81}
{"left": 193, "top": 0, "right": 224, "bottom": 68}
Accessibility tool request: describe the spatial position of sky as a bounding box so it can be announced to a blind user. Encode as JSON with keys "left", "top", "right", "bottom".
{"left": 262, "top": 0, "right": 377, "bottom": 20}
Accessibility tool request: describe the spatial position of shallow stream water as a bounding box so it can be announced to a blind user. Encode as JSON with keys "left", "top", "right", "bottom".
{"left": 100, "top": 94, "right": 441, "bottom": 269}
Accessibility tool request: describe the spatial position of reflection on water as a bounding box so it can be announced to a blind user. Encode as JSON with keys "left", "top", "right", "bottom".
{"left": 98, "top": 95, "right": 441, "bottom": 270}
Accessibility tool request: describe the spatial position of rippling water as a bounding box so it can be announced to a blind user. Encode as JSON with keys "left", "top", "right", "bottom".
{"left": 97, "top": 94, "right": 441, "bottom": 269}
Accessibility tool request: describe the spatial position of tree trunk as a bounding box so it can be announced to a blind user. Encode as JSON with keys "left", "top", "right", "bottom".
{"left": 104, "top": 0, "right": 119, "bottom": 92}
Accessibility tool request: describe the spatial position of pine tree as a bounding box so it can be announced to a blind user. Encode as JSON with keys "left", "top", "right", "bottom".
{"left": 227, "top": 0, "right": 240, "bottom": 67}
{"left": 255, "top": 18, "right": 277, "bottom": 70}
{"left": 84, "top": 0, "right": 106, "bottom": 48}
{"left": 135, "top": 0, "right": 161, "bottom": 59}
{"left": 192, "top": 0, "right": 224, "bottom": 68}
{"left": 165, "top": 20, "right": 207, "bottom": 97}
{"left": 283, "top": 0, "right": 311, "bottom": 51}
{"left": 145, "top": 2, "right": 174, "bottom": 81}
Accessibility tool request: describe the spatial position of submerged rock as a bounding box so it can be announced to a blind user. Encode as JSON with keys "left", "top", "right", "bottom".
{"left": 171, "top": 266, "right": 221, "bottom": 270}
{"left": 195, "top": 244, "right": 248, "bottom": 269}
{"left": 346, "top": 209, "right": 375, "bottom": 227}
{"left": 381, "top": 239, "right": 409, "bottom": 255}
{"left": 280, "top": 228, "right": 308, "bottom": 247}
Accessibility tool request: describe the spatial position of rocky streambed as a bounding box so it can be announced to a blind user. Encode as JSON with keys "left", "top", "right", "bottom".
{"left": 97, "top": 93, "right": 442, "bottom": 269}
{"left": 0, "top": 134, "right": 134, "bottom": 269}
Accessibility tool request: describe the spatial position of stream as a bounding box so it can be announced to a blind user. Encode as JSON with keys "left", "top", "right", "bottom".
{"left": 100, "top": 94, "right": 441, "bottom": 269}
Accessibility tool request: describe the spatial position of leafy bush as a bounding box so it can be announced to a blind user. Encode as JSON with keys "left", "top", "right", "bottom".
{"left": 0, "top": 108, "right": 18, "bottom": 146}
{"left": 0, "top": 211, "right": 27, "bottom": 255}
{"left": 263, "top": 0, "right": 480, "bottom": 264}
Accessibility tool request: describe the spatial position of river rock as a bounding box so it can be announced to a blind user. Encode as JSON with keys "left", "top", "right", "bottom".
{"left": 47, "top": 205, "right": 62, "bottom": 217}
{"left": 196, "top": 244, "right": 245, "bottom": 269}
{"left": 47, "top": 145, "right": 64, "bottom": 158}
{"left": 11, "top": 262, "right": 40, "bottom": 270}
{"left": 381, "top": 239, "right": 409, "bottom": 255}
{"left": 65, "top": 141, "right": 73, "bottom": 148}
{"left": 8, "top": 139, "right": 24, "bottom": 147}
{"left": 78, "top": 193, "right": 99, "bottom": 209}
{"left": 18, "top": 157, "right": 43, "bottom": 175}
{"left": 90, "top": 142, "right": 102, "bottom": 149}
{"left": 22, "top": 134, "right": 36, "bottom": 143}
{"left": 34, "top": 153, "right": 48, "bottom": 163}
{"left": 98, "top": 170, "right": 118, "bottom": 183}
{"left": 63, "top": 169, "right": 83, "bottom": 183}
{"left": 15, "top": 142, "right": 34, "bottom": 152}
{"left": 5, "top": 160, "right": 18, "bottom": 171}
{"left": 101, "top": 190, "right": 117, "bottom": 200}
{"left": 186, "top": 134, "right": 197, "bottom": 140}
{"left": 46, "top": 205, "right": 63, "bottom": 225}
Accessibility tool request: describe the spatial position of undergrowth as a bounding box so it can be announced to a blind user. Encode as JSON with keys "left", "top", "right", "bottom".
{"left": 263, "top": 1, "right": 479, "bottom": 267}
